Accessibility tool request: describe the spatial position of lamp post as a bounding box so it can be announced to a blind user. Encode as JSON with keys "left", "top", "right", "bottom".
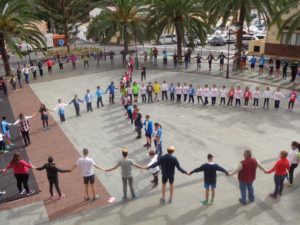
{"left": 226, "top": 29, "right": 231, "bottom": 79}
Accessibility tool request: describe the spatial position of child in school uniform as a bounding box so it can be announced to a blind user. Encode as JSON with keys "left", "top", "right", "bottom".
{"left": 196, "top": 85, "right": 204, "bottom": 104}
{"left": 219, "top": 85, "right": 227, "bottom": 106}
{"left": 227, "top": 87, "right": 235, "bottom": 106}
{"left": 286, "top": 89, "right": 299, "bottom": 111}
{"left": 243, "top": 87, "right": 252, "bottom": 107}
{"left": 182, "top": 83, "right": 189, "bottom": 102}
{"left": 203, "top": 84, "right": 210, "bottom": 106}
{"left": 140, "top": 83, "right": 147, "bottom": 103}
{"left": 210, "top": 84, "right": 218, "bottom": 106}
{"left": 147, "top": 150, "right": 160, "bottom": 188}
{"left": 175, "top": 83, "right": 182, "bottom": 102}
{"left": 234, "top": 86, "right": 243, "bottom": 107}
{"left": 253, "top": 87, "right": 261, "bottom": 108}
{"left": 262, "top": 86, "right": 272, "bottom": 109}
{"left": 273, "top": 87, "right": 285, "bottom": 109}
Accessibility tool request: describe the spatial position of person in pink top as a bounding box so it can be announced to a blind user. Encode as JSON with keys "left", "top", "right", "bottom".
{"left": 2, "top": 153, "right": 35, "bottom": 195}
{"left": 243, "top": 87, "right": 252, "bottom": 107}
{"left": 68, "top": 54, "right": 77, "bottom": 70}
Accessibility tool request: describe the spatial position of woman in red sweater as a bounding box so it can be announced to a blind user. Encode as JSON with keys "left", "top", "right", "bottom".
{"left": 3, "top": 153, "right": 35, "bottom": 196}
{"left": 265, "top": 150, "right": 290, "bottom": 199}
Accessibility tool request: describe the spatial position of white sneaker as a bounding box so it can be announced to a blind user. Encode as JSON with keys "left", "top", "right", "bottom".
{"left": 19, "top": 189, "right": 25, "bottom": 195}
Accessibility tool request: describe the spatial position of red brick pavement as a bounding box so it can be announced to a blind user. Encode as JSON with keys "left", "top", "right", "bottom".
{"left": 0, "top": 85, "right": 111, "bottom": 220}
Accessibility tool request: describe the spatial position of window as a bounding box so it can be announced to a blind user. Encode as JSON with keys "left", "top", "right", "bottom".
{"left": 281, "top": 32, "right": 300, "bottom": 46}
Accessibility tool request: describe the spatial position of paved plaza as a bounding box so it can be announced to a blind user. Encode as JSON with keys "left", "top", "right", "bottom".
{"left": 1, "top": 66, "right": 300, "bottom": 225}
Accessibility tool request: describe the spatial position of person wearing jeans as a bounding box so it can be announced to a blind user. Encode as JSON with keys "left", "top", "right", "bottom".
{"left": 95, "top": 86, "right": 105, "bottom": 108}
{"left": 69, "top": 95, "right": 83, "bottom": 117}
{"left": 84, "top": 89, "right": 93, "bottom": 112}
{"left": 106, "top": 148, "right": 145, "bottom": 200}
{"left": 230, "top": 150, "right": 266, "bottom": 205}
{"left": 14, "top": 112, "right": 36, "bottom": 147}
{"left": 266, "top": 150, "right": 290, "bottom": 199}
{"left": 105, "top": 81, "right": 118, "bottom": 104}
{"left": 3, "top": 153, "right": 35, "bottom": 196}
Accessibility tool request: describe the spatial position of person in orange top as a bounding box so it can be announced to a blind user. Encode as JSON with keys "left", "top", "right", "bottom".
{"left": 265, "top": 150, "right": 290, "bottom": 199}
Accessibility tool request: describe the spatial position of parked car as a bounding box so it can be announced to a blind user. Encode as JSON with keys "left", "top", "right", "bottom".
{"left": 208, "top": 36, "right": 226, "bottom": 46}
{"left": 159, "top": 34, "right": 177, "bottom": 44}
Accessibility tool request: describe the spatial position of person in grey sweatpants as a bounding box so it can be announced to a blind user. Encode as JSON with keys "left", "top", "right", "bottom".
{"left": 106, "top": 148, "right": 145, "bottom": 200}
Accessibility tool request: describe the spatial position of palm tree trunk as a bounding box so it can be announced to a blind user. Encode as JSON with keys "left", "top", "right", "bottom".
{"left": 175, "top": 23, "right": 182, "bottom": 62}
{"left": 236, "top": 7, "right": 246, "bottom": 69}
{"left": 124, "top": 25, "right": 128, "bottom": 52}
{"left": 0, "top": 37, "right": 11, "bottom": 76}
{"left": 63, "top": 21, "right": 70, "bottom": 54}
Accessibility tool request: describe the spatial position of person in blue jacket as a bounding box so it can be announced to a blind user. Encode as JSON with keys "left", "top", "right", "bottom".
{"left": 95, "top": 86, "right": 105, "bottom": 108}
{"left": 169, "top": 83, "right": 176, "bottom": 101}
{"left": 83, "top": 89, "right": 93, "bottom": 112}
{"left": 143, "top": 115, "right": 153, "bottom": 149}
{"left": 105, "top": 81, "right": 118, "bottom": 104}
{"left": 188, "top": 84, "right": 195, "bottom": 104}
{"left": 69, "top": 95, "right": 83, "bottom": 117}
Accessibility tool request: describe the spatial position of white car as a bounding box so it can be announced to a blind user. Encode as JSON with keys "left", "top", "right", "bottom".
{"left": 18, "top": 43, "right": 33, "bottom": 52}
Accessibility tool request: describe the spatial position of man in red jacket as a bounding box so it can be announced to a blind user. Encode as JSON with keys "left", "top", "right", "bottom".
{"left": 230, "top": 150, "right": 266, "bottom": 205}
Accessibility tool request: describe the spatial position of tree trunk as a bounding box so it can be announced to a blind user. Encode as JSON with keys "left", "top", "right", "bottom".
{"left": 236, "top": 7, "right": 246, "bottom": 69}
{"left": 63, "top": 21, "right": 70, "bottom": 54}
{"left": 124, "top": 25, "right": 128, "bottom": 52}
{"left": 175, "top": 23, "right": 182, "bottom": 62}
{"left": 0, "top": 37, "right": 11, "bottom": 76}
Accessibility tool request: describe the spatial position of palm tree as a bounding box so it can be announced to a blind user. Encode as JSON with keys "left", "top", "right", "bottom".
{"left": 145, "top": 0, "right": 210, "bottom": 60}
{"left": 0, "top": 0, "right": 46, "bottom": 76}
{"left": 274, "top": 0, "right": 300, "bottom": 43}
{"left": 205, "top": 0, "right": 275, "bottom": 68}
{"left": 87, "top": 0, "right": 145, "bottom": 52}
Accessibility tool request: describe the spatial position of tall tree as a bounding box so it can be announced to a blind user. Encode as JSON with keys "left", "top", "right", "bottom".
{"left": 87, "top": 0, "right": 145, "bottom": 52}
{"left": 205, "top": 0, "right": 275, "bottom": 68}
{"left": 146, "top": 0, "right": 210, "bottom": 60}
{"left": 274, "top": 0, "right": 300, "bottom": 43}
{"left": 36, "top": 0, "right": 92, "bottom": 53}
{"left": 0, "top": 0, "right": 46, "bottom": 76}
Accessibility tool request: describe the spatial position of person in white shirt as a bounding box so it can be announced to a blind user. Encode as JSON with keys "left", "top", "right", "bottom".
{"left": 203, "top": 84, "right": 210, "bottom": 106}
{"left": 182, "top": 83, "right": 189, "bottom": 102}
{"left": 140, "top": 83, "right": 147, "bottom": 103}
{"left": 234, "top": 86, "right": 243, "bottom": 107}
{"left": 253, "top": 87, "right": 260, "bottom": 108}
{"left": 52, "top": 99, "right": 68, "bottom": 123}
{"left": 219, "top": 85, "right": 227, "bottom": 106}
{"left": 22, "top": 65, "right": 30, "bottom": 84}
{"left": 262, "top": 86, "right": 272, "bottom": 109}
{"left": 0, "top": 131, "right": 7, "bottom": 153}
{"left": 196, "top": 85, "right": 204, "bottom": 104}
{"left": 175, "top": 83, "right": 182, "bottom": 102}
{"left": 210, "top": 84, "right": 219, "bottom": 106}
{"left": 72, "top": 148, "right": 106, "bottom": 201}
{"left": 287, "top": 141, "right": 299, "bottom": 186}
{"left": 148, "top": 150, "right": 160, "bottom": 188}
{"left": 272, "top": 87, "right": 285, "bottom": 109}
{"left": 161, "top": 80, "right": 169, "bottom": 101}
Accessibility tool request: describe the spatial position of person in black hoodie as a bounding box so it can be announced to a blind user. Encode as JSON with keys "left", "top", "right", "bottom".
{"left": 36, "top": 156, "right": 71, "bottom": 199}
{"left": 188, "top": 154, "right": 229, "bottom": 205}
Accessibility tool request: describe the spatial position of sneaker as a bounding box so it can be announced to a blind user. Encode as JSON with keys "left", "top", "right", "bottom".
{"left": 201, "top": 200, "right": 208, "bottom": 205}
{"left": 210, "top": 200, "right": 214, "bottom": 204}
{"left": 84, "top": 196, "right": 90, "bottom": 201}
{"left": 132, "top": 196, "right": 137, "bottom": 200}
{"left": 19, "top": 189, "right": 26, "bottom": 195}
{"left": 92, "top": 195, "right": 100, "bottom": 201}
{"left": 269, "top": 193, "right": 277, "bottom": 199}
{"left": 168, "top": 198, "right": 172, "bottom": 204}
{"left": 238, "top": 198, "right": 247, "bottom": 205}
{"left": 0, "top": 190, "right": 6, "bottom": 195}
{"left": 160, "top": 198, "right": 166, "bottom": 205}
{"left": 26, "top": 190, "right": 35, "bottom": 196}
{"left": 59, "top": 194, "right": 66, "bottom": 199}
{"left": 122, "top": 196, "right": 128, "bottom": 201}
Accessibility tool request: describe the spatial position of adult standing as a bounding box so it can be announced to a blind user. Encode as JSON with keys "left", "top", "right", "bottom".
{"left": 69, "top": 54, "right": 77, "bottom": 70}
{"left": 72, "top": 148, "right": 106, "bottom": 201}
{"left": 30, "top": 63, "right": 37, "bottom": 80}
{"left": 290, "top": 61, "right": 298, "bottom": 82}
{"left": 275, "top": 58, "right": 281, "bottom": 78}
{"left": 69, "top": 95, "right": 83, "bottom": 117}
{"left": 46, "top": 59, "right": 53, "bottom": 73}
{"left": 258, "top": 54, "right": 266, "bottom": 76}
{"left": 38, "top": 104, "right": 52, "bottom": 130}
{"left": 22, "top": 65, "right": 30, "bottom": 84}
{"left": 230, "top": 150, "right": 266, "bottom": 205}
{"left": 148, "top": 146, "right": 187, "bottom": 205}
{"left": 13, "top": 112, "right": 36, "bottom": 147}
{"left": 282, "top": 59, "right": 288, "bottom": 80}
{"left": 2, "top": 153, "right": 35, "bottom": 195}
{"left": 106, "top": 148, "right": 145, "bottom": 200}
{"left": 153, "top": 47, "right": 158, "bottom": 65}
{"left": 16, "top": 63, "right": 22, "bottom": 87}
{"left": 37, "top": 61, "right": 44, "bottom": 77}
{"left": 0, "top": 76, "right": 8, "bottom": 96}
{"left": 105, "top": 81, "right": 118, "bottom": 105}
